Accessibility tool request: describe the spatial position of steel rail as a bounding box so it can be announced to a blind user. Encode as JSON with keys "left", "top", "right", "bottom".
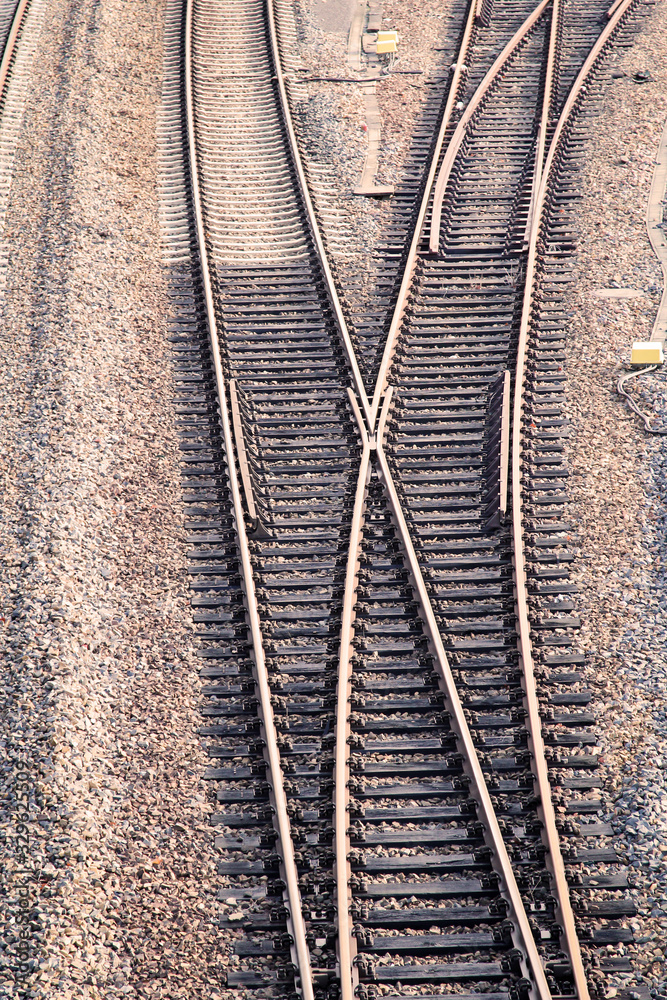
{"left": 510, "top": 3, "right": 637, "bottom": 997}
{"left": 184, "top": 4, "right": 315, "bottom": 998}
{"left": 646, "top": 116, "right": 667, "bottom": 344}
{"left": 616, "top": 366, "right": 667, "bottom": 435}
{"left": 428, "top": 0, "right": 552, "bottom": 256}
{"left": 498, "top": 369, "right": 511, "bottom": 519}
{"left": 0, "top": 0, "right": 30, "bottom": 100}
{"left": 334, "top": 389, "right": 372, "bottom": 1000}
{"left": 229, "top": 379, "right": 261, "bottom": 531}
{"left": 331, "top": 2, "right": 494, "bottom": 986}
{"left": 266, "top": 0, "right": 372, "bottom": 427}
{"left": 334, "top": 7, "right": 559, "bottom": 990}
{"left": 368, "top": 0, "right": 479, "bottom": 429}
{"left": 375, "top": 387, "right": 553, "bottom": 1000}
{"left": 524, "top": 0, "right": 560, "bottom": 242}
{"left": 229, "top": 380, "right": 271, "bottom": 536}
{"left": 540, "top": 0, "right": 636, "bottom": 189}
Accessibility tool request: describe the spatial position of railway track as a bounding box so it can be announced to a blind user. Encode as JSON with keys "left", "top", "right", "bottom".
{"left": 0, "top": 0, "right": 45, "bottom": 292}
{"left": 158, "top": 0, "right": 653, "bottom": 997}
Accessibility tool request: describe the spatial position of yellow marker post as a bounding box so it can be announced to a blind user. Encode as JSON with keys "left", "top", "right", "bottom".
{"left": 376, "top": 29, "right": 398, "bottom": 54}
{"left": 631, "top": 341, "right": 664, "bottom": 366}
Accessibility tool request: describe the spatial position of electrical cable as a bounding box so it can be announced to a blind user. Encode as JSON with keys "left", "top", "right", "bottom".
{"left": 616, "top": 364, "right": 667, "bottom": 435}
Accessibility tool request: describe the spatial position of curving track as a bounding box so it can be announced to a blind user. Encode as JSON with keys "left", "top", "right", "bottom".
{"left": 0, "top": 0, "right": 44, "bottom": 286}
{"left": 158, "top": 0, "right": 652, "bottom": 998}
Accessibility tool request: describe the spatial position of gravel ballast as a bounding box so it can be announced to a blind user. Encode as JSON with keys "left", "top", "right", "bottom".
{"left": 290, "top": 1, "right": 667, "bottom": 994}
{"left": 561, "top": 3, "right": 667, "bottom": 994}
{"left": 0, "top": 2, "right": 221, "bottom": 997}
{"left": 0, "top": 0, "right": 666, "bottom": 998}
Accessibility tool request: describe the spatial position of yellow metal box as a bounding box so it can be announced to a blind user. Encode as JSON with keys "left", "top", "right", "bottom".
{"left": 631, "top": 341, "right": 664, "bottom": 365}
{"left": 376, "top": 38, "right": 397, "bottom": 53}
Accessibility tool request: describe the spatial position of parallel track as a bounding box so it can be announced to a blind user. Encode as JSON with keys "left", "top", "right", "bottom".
{"left": 0, "top": 1, "right": 30, "bottom": 89}
{"left": 157, "top": 0, "right": 653, "bottom": 998}
{"left": 0, "top": 0, "right": 40, "bottom": 281}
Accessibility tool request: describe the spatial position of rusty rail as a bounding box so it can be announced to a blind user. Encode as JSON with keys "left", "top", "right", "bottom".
{"left": 334, "top": 389, "right": 373, "bottom": 1000}
{"left": 429, "top": 0, "right": 552, "bottom": 255}
{"left": 0, "top": 0, "right": 30, "bottom": 99}
{"left": 266, "top": 0, "right": 372, "bottom": 427}
{"left": 510, "top": 2, "right": 637, "bottom": 998}
{"left": 646, "top": 116, "right": 667, "bottom": 344}
{"left": 494, "top": 369, "right": 512, "bottom": 521}
{"left": 185, "top": 3, "right": 314, "bottom": 998}
{"left": 359, "top": 1, "right": 641, "bottom": 995}
{"left": 188, "top": 0, "right": 641, "bottom": 993}
{"left": 523, "top": 0, "right": 560, "bottom": 241}
{"left": 334, "top": 385, "right": 556, "bottom": 1000}
{"left": 376, "top": 388, "right": 552, "bottom": 1000}
{"left": 368, "top": 0, "right": 480, "bottom": 428}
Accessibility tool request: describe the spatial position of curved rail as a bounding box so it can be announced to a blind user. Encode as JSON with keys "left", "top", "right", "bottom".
{"left": 511, "top": 2, "right": 637, "bottom": 997}
{"left": 617, "top": 366, "right": 667, "bottom": 434}
{"left": 428, "top": 0, "right": 553, "bottom": 255}
{"left": 266, "top": 0, "right": 372, "bottom": 427}
{"left": 646, "top": 116, "right": 667, "bottom": 344}
{"left": 523, "top": 0, "right": 559, "bottom": 242}
{"left": 0, "top": 0, "right": 29, "bottom": 98}
{"left": 184, "top": 3, "right": 314, "bottom": 998}
{"left": 539, "top": 0, "right": 635, "bottom": 187}
{"left": 368, "top": 0, "right": 479, "bottom": 428}
{"left": 375, "top": 388, "right": 551, "bottom": 1000}
{"left": 334, "top": 390, "right": 556, "bottom": 1000}
{"left": 334, "top": 390, "right": 372, "bottom": 1000}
